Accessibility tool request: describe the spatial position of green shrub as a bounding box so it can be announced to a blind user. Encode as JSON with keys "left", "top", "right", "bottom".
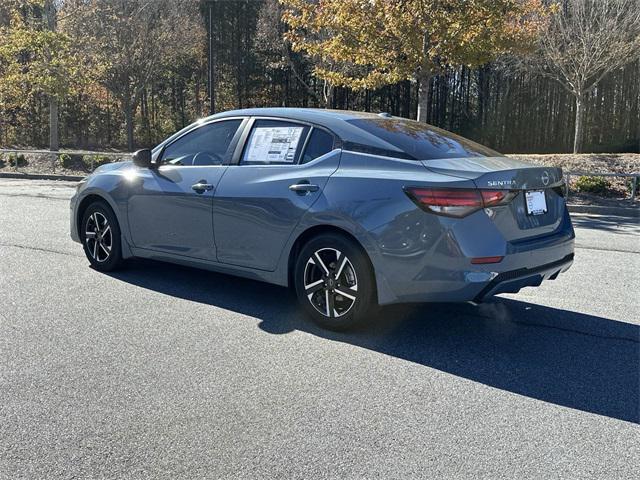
{"left": 574, "top": 176, "right": 611, "bottom": 195}
{"left": 82, "top": 154, "right": 112, "bottom": 171}
{"left": 81, "top": 154, "right": 93, "bottom": 169}
{"left": 7, "top": 153, "right": 27, "bottom": 167}
{"left": 58, "top": 153, "right": 73, "bottom": 168}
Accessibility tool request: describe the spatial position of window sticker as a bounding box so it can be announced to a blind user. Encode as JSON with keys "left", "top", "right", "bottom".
{"left": 245, "top": 126, "right": 304, "bottom": 163}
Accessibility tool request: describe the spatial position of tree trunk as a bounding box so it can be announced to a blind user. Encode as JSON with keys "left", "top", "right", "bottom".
{"left": 106, "top": 91, "right": 111, "bottom": 146}
{"left": 637, "top": 60, "right": 640, "bottom": 153}
{"left": 573, "top": 92, "right": 585, "bottom": 153}
{"left": 401, "top": 80, "right": 411, "bottom": 118}
{"left": 125, "top": 101, "right": 134, "bottom": 151}
{"left": 49, "top": 97, "right": 59, "bottom": 151}
{"left": 44, "top": 0, "right": 59, "bottom": 151}
{"left": 416, "top": 72, "right": 431, "bottom": 123}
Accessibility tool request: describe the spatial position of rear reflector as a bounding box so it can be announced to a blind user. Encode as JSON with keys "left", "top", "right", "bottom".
{"left": 404, "top": 187, "right": 517, "bottom": 218}
{"left": 471, "top": 256, "right": 504, "bottom": 264}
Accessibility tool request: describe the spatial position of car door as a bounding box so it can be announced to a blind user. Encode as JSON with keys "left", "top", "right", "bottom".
{"left": 127, "top": 118, "right": 245, "bottom": 260}
{"left": 213, "top": 119, "right": 339, "bottom": 270}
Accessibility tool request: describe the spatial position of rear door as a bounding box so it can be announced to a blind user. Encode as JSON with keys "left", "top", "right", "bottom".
{"left": 128, "top": 118, "right": 245, "bottom": 260}
{"left": 213, "top": 119, "right": 339, "bottom": 270}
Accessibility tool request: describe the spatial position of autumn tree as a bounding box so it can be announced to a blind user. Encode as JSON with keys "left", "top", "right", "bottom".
{"left": 61, "top": 0, "right": 204, "bottom": 150}
{"left": 282, "top": 0, "right": 549, "bottom": 122}
{"left": 527, "top": 0, "right": 640, "bottom": 153}
{"left": 0, "top": 0, "right": 80, "bottom": 150}
{"left": 1, "top": 0, "right": 637, "bottom": 153}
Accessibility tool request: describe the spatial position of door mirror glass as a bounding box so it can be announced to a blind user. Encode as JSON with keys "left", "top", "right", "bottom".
{"left": 133, "top": 149, "right": 153, "bottom": 168}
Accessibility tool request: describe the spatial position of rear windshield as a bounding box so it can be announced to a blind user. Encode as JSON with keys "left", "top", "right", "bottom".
{"left": 346, "top": 118, "right": 502, "bottom": 160}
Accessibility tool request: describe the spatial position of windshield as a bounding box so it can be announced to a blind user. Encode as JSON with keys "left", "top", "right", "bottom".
{"left": 346, "top": 118, "right": 503, "bottom": 160}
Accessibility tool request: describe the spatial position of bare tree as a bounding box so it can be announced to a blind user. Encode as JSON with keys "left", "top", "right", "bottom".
{"left": 62, "top": 0, "right": 203, "bottom": 150}
{"left": 254, "top": 0, "right": 320, "bottom": 106}
{"left": 532, "top": 0, "right": 640, "bottom": 153}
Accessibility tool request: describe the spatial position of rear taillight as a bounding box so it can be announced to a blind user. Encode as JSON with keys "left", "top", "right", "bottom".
{"left": 479, "top": 190, "right": 518, "bottom": 206}
{"left": 404, "top": 187, "right": 517, "bottom": 218}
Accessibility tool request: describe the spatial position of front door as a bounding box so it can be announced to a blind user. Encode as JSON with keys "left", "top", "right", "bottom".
{"left": 127, "top": 118, "right": 244, "bottom": 260}
{"left": 213, "top": 120, "right": 338, "bottom": 270}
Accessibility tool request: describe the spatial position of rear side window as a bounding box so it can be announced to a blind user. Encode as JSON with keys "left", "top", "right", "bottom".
{"left": 346, "top": 118, "right": 502, "bottom": 160}
{"left": 301, "top": 129, "right": 334, "bottom": 164}
{"left": 161, "top": 119, "right": 242, "bottom": 166}
{"left": 241, "top": 120, "right": 310, "bottom": 165}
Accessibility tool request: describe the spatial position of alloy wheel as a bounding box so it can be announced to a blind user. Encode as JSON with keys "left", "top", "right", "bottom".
{"left": 85, "top": 211, "right": 113, "bottom": 263}
{"left": 304, "top": 248, "right": 358, "bottom": 318}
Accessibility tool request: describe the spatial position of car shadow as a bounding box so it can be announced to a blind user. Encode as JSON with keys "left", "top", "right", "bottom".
{"left": 106, "top": 259, "right": 639, "bottom": 424}
{"left": 571, "top": 214, "right": 639, "bottom": 233}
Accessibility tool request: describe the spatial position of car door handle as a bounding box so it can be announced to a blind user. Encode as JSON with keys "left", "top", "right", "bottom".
{"left": 191, "top": 182, "right": 214, "bottom": 193}
{"left": 289, "top": 183, "right": 319, "bottom": 193}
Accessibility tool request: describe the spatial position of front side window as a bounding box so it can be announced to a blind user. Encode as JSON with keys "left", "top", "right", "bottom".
{"left": 161, "top": 119, "right": 242, "bottom": 166}
{"left": 241, "top": 120, "right": 310, "bottom": 165}
{"left": 346, "top": 118, "right": 503, "bottom": 161}
{"left": 301, "top": 129, "right": 335, "bottom": 164}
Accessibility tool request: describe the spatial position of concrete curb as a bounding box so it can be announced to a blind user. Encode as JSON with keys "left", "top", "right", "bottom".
{"left": 0, "top": 172, "right": 86, "bottom": 182}
{"left": 568, "top": 204, "right": 638, "bottom": 218}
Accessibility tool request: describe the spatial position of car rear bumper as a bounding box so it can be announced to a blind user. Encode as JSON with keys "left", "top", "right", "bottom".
{"left": 372, "top": 207, "right": 575, "bottom": 305}
{"left": 375, "top": 240, "right": 575, "bottom": 305}
{"left": 472, "top": 253, "right": 574, "bottom": 302}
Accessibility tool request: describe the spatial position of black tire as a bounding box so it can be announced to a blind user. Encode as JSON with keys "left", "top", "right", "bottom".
{"left": 294, "top": 233, "right": 376, "bottom": 331}
{"left": 80, "top": 201, "right": 124, "bottom": 272}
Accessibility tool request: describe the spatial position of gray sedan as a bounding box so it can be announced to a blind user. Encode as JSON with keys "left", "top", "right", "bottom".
{"left": 70, "top": 108, "right": 574, "bottom": 330}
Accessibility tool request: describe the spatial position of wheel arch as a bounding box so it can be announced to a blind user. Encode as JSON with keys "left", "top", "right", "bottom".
{"left": 75, "top": 191, "right": 133, "bottom": 258}
{"left": 286, "top": 224, "right": 377, "bottom": 300}
{"left": 76, "top": 193, "right": 115, "bottom": 236}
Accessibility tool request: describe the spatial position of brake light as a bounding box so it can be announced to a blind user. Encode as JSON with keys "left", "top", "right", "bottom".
{"left": 404, "top": 187, "right": 517, "bottom": 218}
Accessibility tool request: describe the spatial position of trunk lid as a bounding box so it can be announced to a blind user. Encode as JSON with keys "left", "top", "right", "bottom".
{"left": 421, "top": 157, "right": 563, "bottom": 190}
{"left": 421, "top": 157, "right": 566, "bottom": 241}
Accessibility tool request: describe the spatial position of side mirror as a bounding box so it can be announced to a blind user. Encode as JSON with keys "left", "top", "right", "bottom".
{"left": 132, "top": 149, "right": 153, "bottom": 168}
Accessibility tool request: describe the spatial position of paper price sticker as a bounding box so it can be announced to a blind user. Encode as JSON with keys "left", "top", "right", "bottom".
{"left": 245, "top": 126, "right": 305, "bottom": 163}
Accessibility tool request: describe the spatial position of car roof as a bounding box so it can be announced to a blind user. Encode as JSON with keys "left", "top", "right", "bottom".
{"left": 154, "top": 108, "right": 408, "bottom": 156}
{"left": 209, "top": 107, "right": 382, "bottom": 124}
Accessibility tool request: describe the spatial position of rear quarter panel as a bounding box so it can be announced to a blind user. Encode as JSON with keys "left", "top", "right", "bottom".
{"left": 282, "top": 151, "right": 476, "bottom": 303}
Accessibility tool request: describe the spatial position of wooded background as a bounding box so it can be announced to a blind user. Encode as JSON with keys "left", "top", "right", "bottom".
{"left": 1, "top": 0, "right": 638, "bottom": 154}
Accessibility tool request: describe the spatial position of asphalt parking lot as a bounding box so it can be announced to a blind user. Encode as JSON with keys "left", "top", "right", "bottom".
{"left": 1, "top": 178, "right": 638, "bottom": 479}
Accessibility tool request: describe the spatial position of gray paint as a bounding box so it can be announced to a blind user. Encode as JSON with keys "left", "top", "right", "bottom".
{"left": 128, "top": 165, "right": 226, "bottom": 260}
{"left": 212, "top": 150, "right": 341, "bottom": 270}
{"left": 71, "top": 108, "right": 575, "bottom": 305}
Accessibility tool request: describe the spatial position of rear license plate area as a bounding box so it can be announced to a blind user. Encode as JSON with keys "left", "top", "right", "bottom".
{"left": 525, "top": 190, "right": 547, "bottom": 215}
